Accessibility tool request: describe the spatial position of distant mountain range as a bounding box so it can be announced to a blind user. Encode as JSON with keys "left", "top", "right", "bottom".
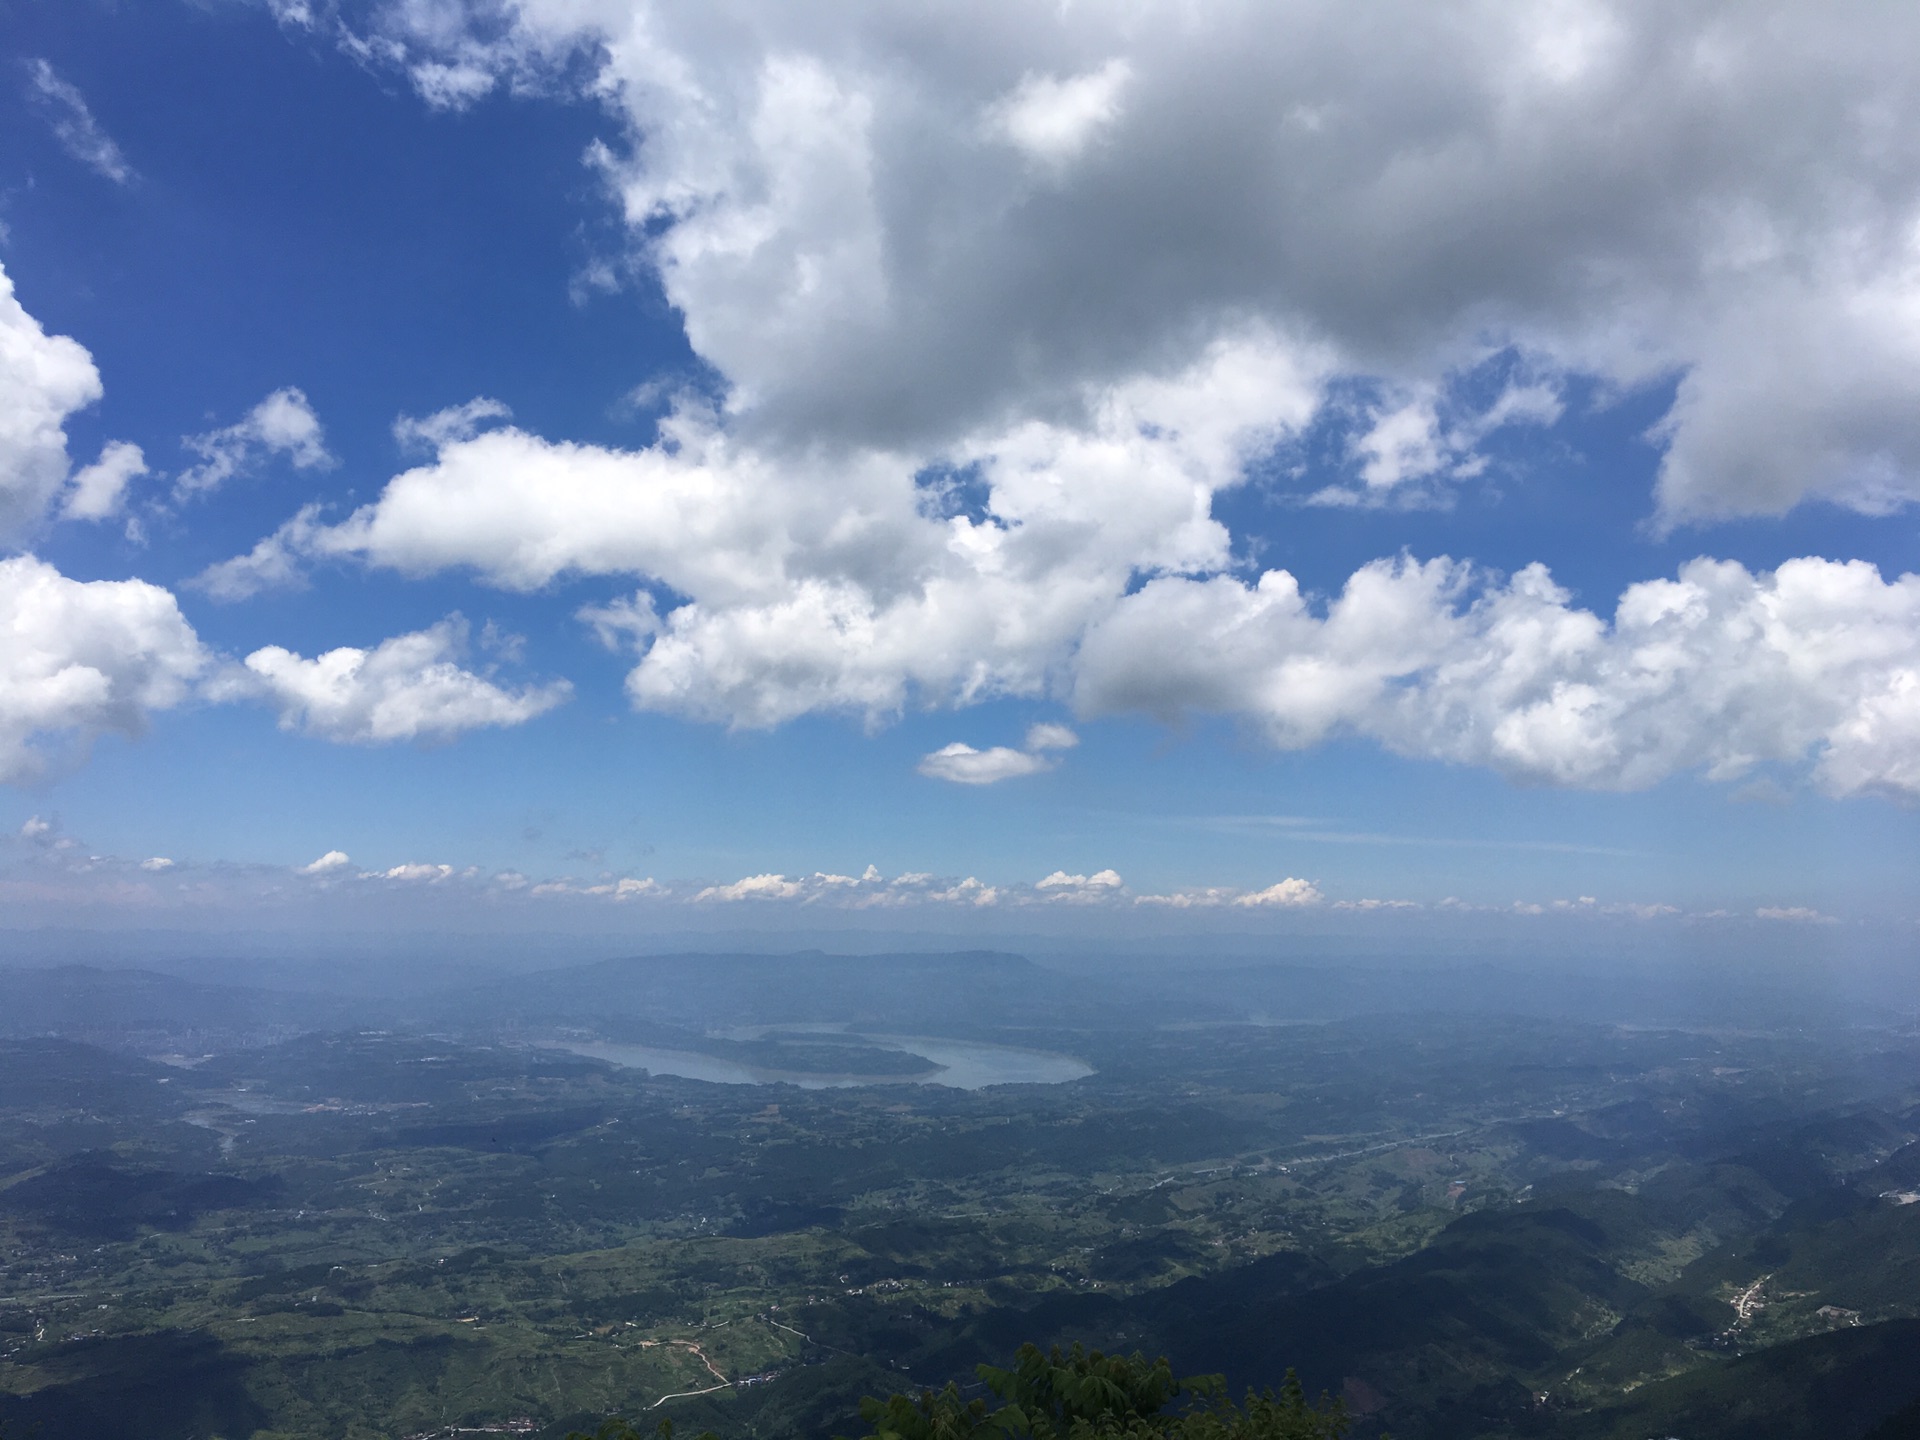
{"left": 5, "top": 945, "right": 1914, "bottom": 1056}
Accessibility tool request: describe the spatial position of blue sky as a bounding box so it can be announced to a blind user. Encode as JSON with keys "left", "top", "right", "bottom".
{"left": 2, "top": 0, "right": 1918, "bottom": 944}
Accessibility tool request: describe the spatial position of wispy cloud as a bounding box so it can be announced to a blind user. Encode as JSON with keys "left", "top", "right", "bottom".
{"left": 1168, "top": 815, "right": 1645, "bottom": 859}
{"left": 1756, "top": 905, "right": 1841, "bottom": 925}
{"left": 24, "top": 60, "right": 133, "bottom": 185}
{"left": 177, "top": 387, "right": 333, "bottom": 498}
{"left": 187, "top": 504, "right": 326, "bottom": 602}
{"left": 393, "top": 397, "right": 512, "bottom": 453}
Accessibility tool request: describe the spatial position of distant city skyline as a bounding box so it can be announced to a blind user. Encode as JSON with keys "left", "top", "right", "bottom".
{"left": 1, "top": 1, "right": 1917, "bottom": 939}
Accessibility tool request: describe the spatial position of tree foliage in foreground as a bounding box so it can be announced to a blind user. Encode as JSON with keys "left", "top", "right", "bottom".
{"left": 568, "top": 1417, "right": 716, "bottom": 1440}
{"left": 567, "top": 1343, "right": 1355, "bottom": 1440}
{"left": 853, "top": 1344, "right": 1354, "bottom": 1440}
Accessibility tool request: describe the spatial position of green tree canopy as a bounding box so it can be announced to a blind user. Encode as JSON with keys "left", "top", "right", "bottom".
{"left": 851, "top": 1343, "right": 1354, "bottom": 1440}
{"left": 567, "top": 1343, "right": 1356, "bottom": 1440}
{"left": 569, "top": 1417, "right": 720, "bottom": 1440}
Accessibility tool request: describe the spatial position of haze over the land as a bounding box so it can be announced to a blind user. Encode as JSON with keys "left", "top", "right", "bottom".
{"left": 0, "top": 0, "right": 1917, "bottom": 948}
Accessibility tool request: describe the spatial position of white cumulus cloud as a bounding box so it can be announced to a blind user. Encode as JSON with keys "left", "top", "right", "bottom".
{"left": 0, "top": 555, "right": 209, "bottom": 782}
{"left": 62, "top": 441, "right": 147, "bottom": 521}
{"left": 693, "top": 872, "right": 804, "bottom": 903}
{"left": 0, "top": 555, "right": 574, "bottom": 783}
{"left": 377, "top": 862, "right": 457, "bottom": 882}
{"left": 221, "top": 365, "right": 1920, "bottom": 796}
{"left": 1135, "top": 879, "right": 1324, "bottom": 908}
{"left": 299, "top": 849, "right": 352, "bottom": 876}
{"left": 245, "top": 331, "right": 1321, "bottom": 730}
{"left": 1034, "top": 868, "right": 1125, "bottom": 901}
{"left": 917, "top": 742, "right": 1052, "bottom": 786}
{"left": 212, "top": 616, "right": 571, "bottom": 744}
{"left": 918, "top": 721, "right": 1079, "bottom": 784}
{"left": 1075, "top": 555, "right": 1920, "bottom": 801}
{"left": 0, "top": 261, "right": 103, "bottom": 544}
{"left": 1233, "top": 878, "right": 1324, "bottom": 908}
{"left": 527, "top": 874, "right": 664, "bottom": 899}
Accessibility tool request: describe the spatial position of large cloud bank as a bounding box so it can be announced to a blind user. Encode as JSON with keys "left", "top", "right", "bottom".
{"left": 1078, "top": 555, "right": 1920, "bottom": 798}
{"left": 185, "top": 0, "right": 1911, "bottom": 798}
{"left": 254, "top": 367, "right": 1920, "bottom": 798}
{"left": 14, "top": 3, "right": 1920, "bottom": 803}
{"left": 290, "top": 335, "right": 1319, "bottom": 726}
{"left": 363, "top": 0, "right": 1920, "bottom": 521}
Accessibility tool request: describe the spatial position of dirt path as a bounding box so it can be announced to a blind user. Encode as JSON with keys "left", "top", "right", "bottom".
{"left": 633, "top": 1337, "right": 734, "bottom": 1408}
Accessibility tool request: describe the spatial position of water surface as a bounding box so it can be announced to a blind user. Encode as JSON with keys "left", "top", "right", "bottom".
{"left": 555, "top": 1034, "right": 1091, "bottom": 1089}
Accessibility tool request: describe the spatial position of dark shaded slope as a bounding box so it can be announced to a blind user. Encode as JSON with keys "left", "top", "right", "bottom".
{"left": 0, "top": 1157, "right": 284, "bottom": 1241}
{"left": 0, "top": 1038, "right": 185, "bottom": 1114}
{"left": 1559, "top": 1318, "right": 1920, "bottom": 1440}
{"left": 921, "top": 1208, "right": 1645, "bottom": 1439}
{"left": 1144, "top": 1208, "right": 1641, "bottom": 1438}
{"left": 0, "top": 1329, "right": 267, "bottom": 1440}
